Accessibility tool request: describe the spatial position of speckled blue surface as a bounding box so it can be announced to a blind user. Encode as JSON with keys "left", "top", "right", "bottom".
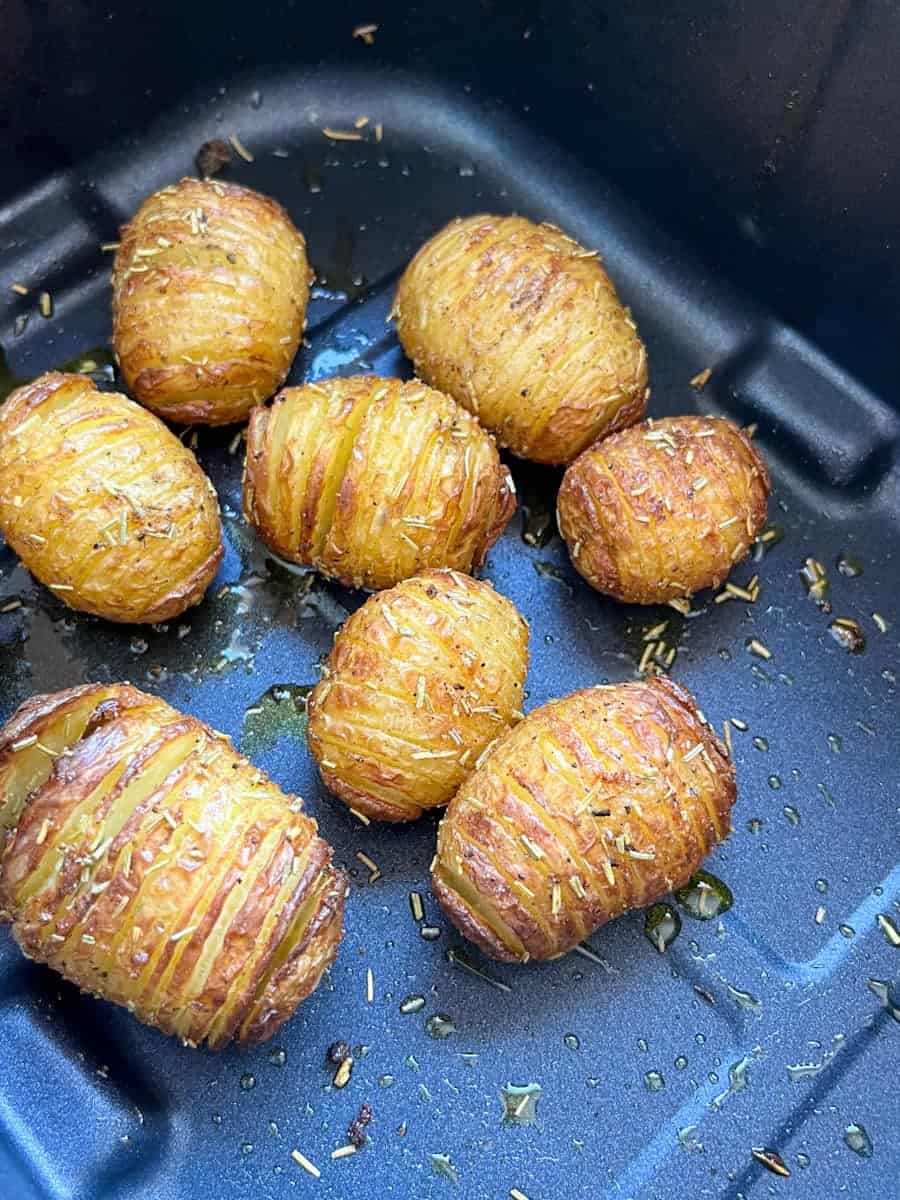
{"left": 0, "top": 64, "right": 898, "bottom": 1200}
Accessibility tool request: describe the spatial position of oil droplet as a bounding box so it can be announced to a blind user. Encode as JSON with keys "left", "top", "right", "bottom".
{"left": 644, "top": 1070, "right": 665, "bottom": 1092}
{"left": 718, "top": 647, "right": 732, "bottom": 661}
{"left": 211, "top": 1112, "right": 223, "bottom": 1126}
{"left": 268, "top": 1048, "right": 286, "bottom": 1067}
{"left": 563, "top": 1034, "right": 580, "bottom": 1050}
{"left": 768, "top": 774, "right": 782, "bottom": 790}
{"left": 827, "top": 733, "right": 842, "bottom": 753}
{"left": 746, "top": 818, "right": 764, "bottom": 833}
{"left": 675, "top": 871, "right": 733, "bottom": 920}
{"left": 644, "top": 902, "right": 682, "bottom": 952}
{"left": 828, "top": 618, "right": 865, "bottom": 653}
{"left": 839, "top": 924, "right": 855, "bottom": 939}
{"left": 836, "top": 552, "right": 863, "bottom": 578}
{"left": 378, "top": 1074, "right": 395, "bottom": 1088}
{"left": 674, "top": 1055, "right": 688, "bottom": 1070}
{"left": 399, "top": 994, "right": 425, "bottom": 1014}
{"left": 241, "top": 683, "right": 314, "bottom": 755}
{"left": 815, "top": 878, "right": 828, "bottom": 894}
{"left": 425, "top": 1013, "right": 456, "bottom": 1039}
{"left": 429, "top": 1153, "right": 459, "bottom": 1183}
{"left": 752, "top": 736, "right": 769, "bottom": 751}
{"left": 501, "top": 1083, "right": 541, "bottom": 1126}
{"left": 678, "top": 1125, "right": 703, "bottom": 1153}
{"left": 268, "top": 1121, "right": 279, "bottom": 1136}
{"left": 637, "top": 1038, "right": 649, "bottom": 1053}
{"left": 240, "top": 1142, "right": 254, "bottom": 1156}
{"left": 796, "top": 1152, "right": 811, "bottom": 1168}
{"left": 783, "top": 805, "right": 801, "bottom": 826}
{"left": 239, "top": 1073, "right": 256, "bottom": 1091}
{"left": 844, "top": 1123, "right": 873, "bottom": 1157}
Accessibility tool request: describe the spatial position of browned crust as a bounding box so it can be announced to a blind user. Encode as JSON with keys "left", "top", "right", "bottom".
{"left": 0, "top": 682, "right": 345, "bottom": 1049}
{"left": 0, "top": 372, "right": 224, "bottom": 623}
{"left": 242, "top": 375, "right": 517, "bottom": 591}
{"left": 431, "top": 676, "right": 736, "bottom": 962}
{"left": 112, "top": 177, "right": 310, "bottom": 426}
{"left": 394, "top": 214, "right": 648, "bottom": 465}
{"left": 557, "top": 414, "right": 771, "bottom": 603}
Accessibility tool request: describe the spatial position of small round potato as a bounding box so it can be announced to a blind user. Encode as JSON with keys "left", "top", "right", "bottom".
{"left": 557, "top": 415, "right": 770, "bottom": 604}
{"left": 393, "top": 214, "right": 648, "bottom": 465}
{"left": 431, "top": 677, "right": 735, "bottom": 962}
{"left": 112, "top": 177, "right": 310, "bottom": 425}
{"left": 243, "top": 375, "right": 516, "bottom": 591}
{"left": 0, "top": 372, "right": 223, "bottom": 623}
{"left": 308, "top": 570, "right": 529, "bottom": 822}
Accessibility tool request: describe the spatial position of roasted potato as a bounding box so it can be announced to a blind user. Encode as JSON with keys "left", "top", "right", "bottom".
{"left": 243, "top": 375, "right": 516, "bottom": 591}
{"left": 557, "top": 415, "right": 770, "bottom": 604}
{"left": 0, "top": 683, "right": 347, "bottom": 1048}
{"left": 0, "top": 372, "right": 223, "bottom": 623}
{"left": 308, "top": 570, "right": 529, "bottom": 822}
{"left": 431, "top": 677, "right": 735, "bottom": 962}
{"left": 112, "top": 177, "right": 310, "bottom": 425}
{"left": 393, "top": 214, "right": 648, "bottom": 465}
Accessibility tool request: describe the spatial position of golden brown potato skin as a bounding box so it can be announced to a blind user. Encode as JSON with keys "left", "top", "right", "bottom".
{"left": 243, "top": 375, "right": 516, "bottom": 591}
{"left": 557, "top": 415, "right": 770, "bottom": 604}
{"left": 308, "top": 570, "right": 529, "bottom": 822}
{"left": 0, "top": 373, "right": 223, "bottom": 623}
{"left": 432, "top": 677, "right": 735, "bottom": 962}
{"left": 393, "top": 214, "right": 648, "bottom": 465}
{"left": 112, "top": 178, "right": 310, "bottom": 425}
{"left": 0, "top": 684, "right": 347, "bottom": 1049}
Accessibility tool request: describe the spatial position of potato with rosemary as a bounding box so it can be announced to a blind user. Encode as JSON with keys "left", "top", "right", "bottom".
{"left": 557, "top": 415, "right": 770, "bottom": 604}
{"left": 393, "top": 214, "right": 648, "bottom": 465}
{"left": 112, "top": 177, "right": 311, "bottom": 425}
{"left": 0, "top": 372, "right": 223, "bottom": 623}
{"left": 243, "top": 375, "right": 515, "bottom": 591}
{"left": 0, "top": 683, "right": 347, "bottom": 1048}
{"left": 308, "top": 570, "right": 529, "bottom": 822}
{"left": 431, "top": 677, "right": 735, "bottom": 962}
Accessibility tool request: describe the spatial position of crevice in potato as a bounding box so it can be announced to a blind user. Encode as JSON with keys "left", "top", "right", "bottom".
{"left": 0, "top": 683, "right": 346, "bottom": 1049}
{"left": 243, "top": 376, "right": 516, "bottom": 591}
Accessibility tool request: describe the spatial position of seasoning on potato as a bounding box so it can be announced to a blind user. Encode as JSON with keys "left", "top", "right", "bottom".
{"left": 308, "top": 570, "right": 529, "bottom": 822}
{"left": 431, "top": 677, "right": 735, "bottom": 962}
{"left": 557, "top": 414, "right": 770, "bottom": 604}
{"left": 0, "top": 372, "right": 223, "bottom": 623}
{"left": 243, "top": 375, "right": 516, "bottom": 591}
{"left": 393, "top": 214, "right": 648, "bottom": 465}
{"left": 112, "top": 177, "right": 311, "bottom": 425}
{"left": 0, "top": 683, "right": 347, "bottom": 1048}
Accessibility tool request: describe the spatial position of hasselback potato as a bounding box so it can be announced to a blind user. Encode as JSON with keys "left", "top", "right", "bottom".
{"left": 557, "top": 415, "right": 770, "bottom": 604}
{"left": 0, "top": 372, "right": 223, "bottom": 623}
{"left": 393, "top": 214, "right": 648, "bottom": 465}
{"left": 0, "top": 684, "right": 347, "bottom": 1048}
{"left": 431, "top": 677, "right": 734, "bottom": 962}
{"left": 112, "top": 177, "right": 311, "bottom": 425}
{"left": 243, "top": 375, "right": 516, "bottom": 591}
{"left": 308, "top": 570, "right": 529, "bottom": 822}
